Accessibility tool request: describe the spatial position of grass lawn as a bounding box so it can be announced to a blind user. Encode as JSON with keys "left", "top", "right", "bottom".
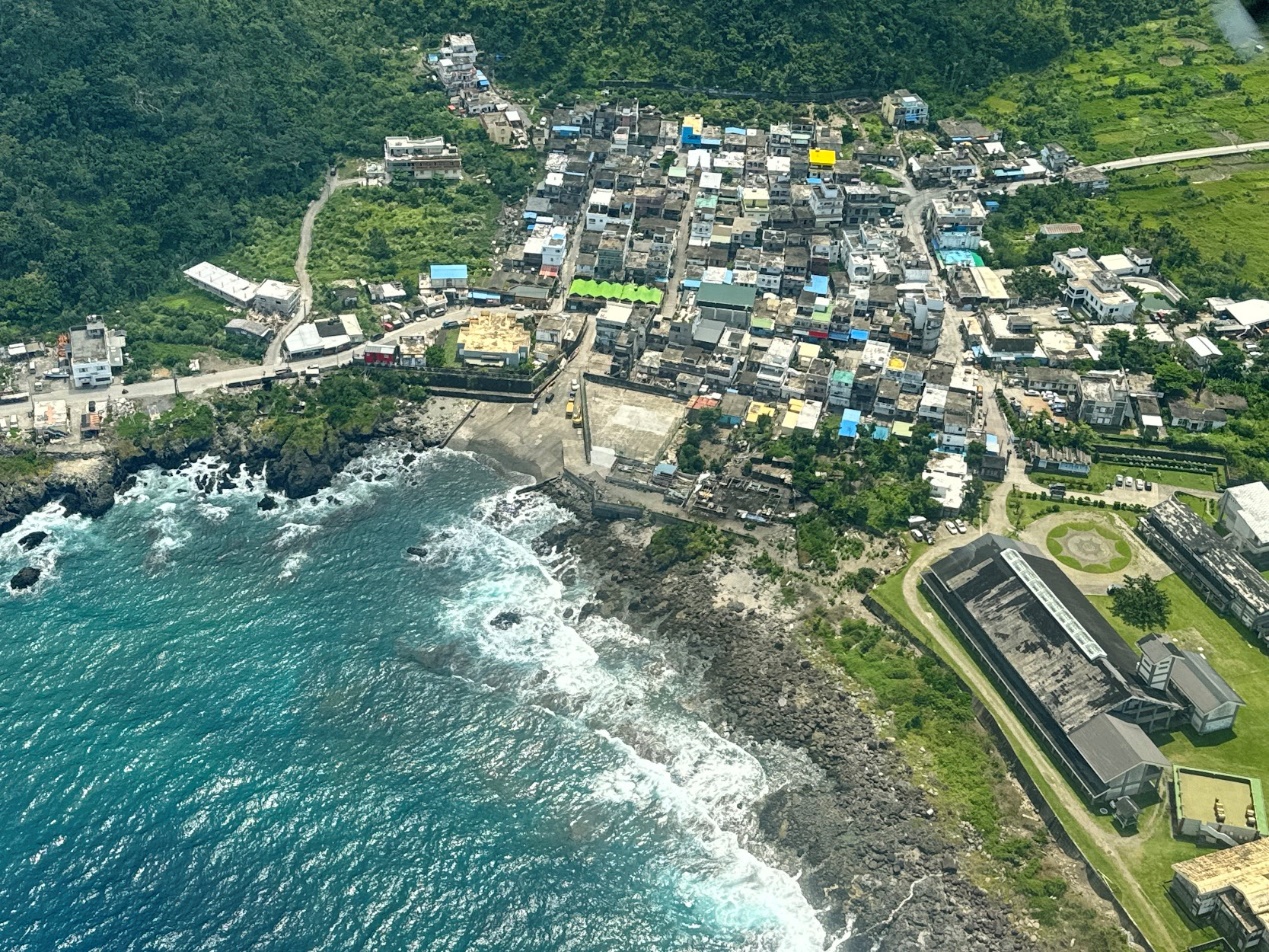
{"left": 1175, "top": 491, "right": 1219, "bottom": 525}
{"left": 1046, "top": 521, "right": 1132, "bottom": 573}
{"left": 116, "top": 289, "right": 266, "bottom": 381}
{"left": 1087, "top": 460, "right": 1218, "bottom": 493}
{"left": 440, "top": 327, "right": 459, "bottom": 367}
{"left": 308, "top": 184, "right": 498, "bottom": 287}
{"left": 972, "top": 14, "right": 1269, "bottom": 163}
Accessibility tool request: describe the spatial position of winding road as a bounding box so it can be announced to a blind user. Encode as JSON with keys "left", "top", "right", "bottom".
{"left": 1092, "top": 139, "right": 1269, "bottom": 171}
{"left": 264, "top": 173, "right": 357, "bottom": 366}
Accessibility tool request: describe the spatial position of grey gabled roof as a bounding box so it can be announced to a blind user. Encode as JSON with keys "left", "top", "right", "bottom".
{"left": 1068, "top": 713, "right": 1170, "bottom": 783}
{"left": 1170, "top": 652, "right": 1245, "bottom": 714}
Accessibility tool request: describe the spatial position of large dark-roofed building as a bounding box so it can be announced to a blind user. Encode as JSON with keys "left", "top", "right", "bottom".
{"left": 1138, "top": 496, "right": 1269, "bottom": 639}
{"left": 922, "top": 535, "right": 1180, "bottom": 803}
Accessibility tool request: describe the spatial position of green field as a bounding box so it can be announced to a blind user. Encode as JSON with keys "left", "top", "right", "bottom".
{"left": 307, "top": 185, "right": 500, "bottom": 288}
{"left": 1046, "top": 521, "right": 1132, "bottom": 573}
{"left": 1106, "top": 156, "right": 1269, "bottom": 290}
{"left": 974, "top": 15, "right": 1269, "bottom": 163}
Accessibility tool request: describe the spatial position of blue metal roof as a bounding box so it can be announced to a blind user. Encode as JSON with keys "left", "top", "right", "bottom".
{"left": 829, "top": 331, "right": 850, "bottom": 342}
{"left": 430, "top": 264, "right": 468, "bottom": 280}
{"left": 871, "top": 426, "right": 890, "bottom": 441}
{"left": 806, "top": 274, "right": 830, "bottom": 295}
{"left": 838, "top": 419, "right": 858, "bottom": 438}
{"left": 724, "top": 126, "right": 746, "bottom": 135}
{"left": 849, "top": 329, "right": 869, "bottom": 341}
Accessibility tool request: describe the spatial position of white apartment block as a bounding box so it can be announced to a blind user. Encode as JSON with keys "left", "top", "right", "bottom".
{"left": 1052, "top": 248, "right": 1138, "bottom": 322}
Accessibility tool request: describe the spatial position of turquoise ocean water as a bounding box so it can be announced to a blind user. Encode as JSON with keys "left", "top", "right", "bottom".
{"left": 0, "top": 448, "right": 840, "bottom": 951}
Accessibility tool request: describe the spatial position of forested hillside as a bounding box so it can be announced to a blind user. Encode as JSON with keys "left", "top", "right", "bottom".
{"left": 0, "top": 0, "right": 1171, "bottom": 338}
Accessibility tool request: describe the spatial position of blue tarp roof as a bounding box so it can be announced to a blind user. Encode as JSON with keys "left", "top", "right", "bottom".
{"left": 806, "top": 274, "right": 829, "bottom": 295}
{"left": 807, "top": 177, "right": 822, "bottom": 185}
{"left": 985, "top": 433, "right": 999, "bottom": 451}
{"left": 724, "top": 126, "right": 746, "bottom": 135}
{"left": 871, "top": 426, "right": 890, "bottom": 441}
{"left": 431, "top": 264, "right": 468, "bottom": 280}
{"left": 841, "top": 408, "right": 862, "bottom": 423}
{"left": 468, "top": 291, "right": 500, "bottom": 301}
{"left": 552, "top": 125, "right": 581, "bottom": 135}
{"left": 829, "top": 331, "right": 850, "bottom": 342}
{"left": 849, "top": 329, "right": 870, "bottom": 341}
{"left": 681, "top": 279, "right": 701, "bottom": 290}
{"left": 838, "top": 418, "right": 858, "bottom": 438}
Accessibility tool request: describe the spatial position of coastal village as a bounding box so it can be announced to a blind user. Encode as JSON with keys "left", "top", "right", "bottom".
{"left": 9, "top": 28, "right": 1269, "bottom": 952}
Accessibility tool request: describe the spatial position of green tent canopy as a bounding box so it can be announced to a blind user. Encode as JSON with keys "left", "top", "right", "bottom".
{"left": 568, "top": 278, "right": 663, "bottom": 305}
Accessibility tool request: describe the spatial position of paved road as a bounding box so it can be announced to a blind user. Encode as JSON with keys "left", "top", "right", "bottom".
{"left": 264, "top": 173, "right": 356, "bottom": 366}
{"left": 660, "top": 178, "right": 699, "bottom": 318}
{"left": 1093, "top": 140, "right": 1269, "bottom": 171}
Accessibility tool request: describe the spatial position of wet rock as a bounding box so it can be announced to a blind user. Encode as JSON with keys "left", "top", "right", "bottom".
{"left": 490, "top": 610, "right": 522, "bottom": 630}
{"left": 10, "top": 566, "right": 40, "bottom": 590}
{"left": 406, "top": 546, "right": 428, "bottom": 558}
{"left": 17, "top": 531, "right": 47, "bottom": 551}
{"left": 257, "top": 495, "right": 278, "bottom": 512}
{"left": 402, "top": 454, "right": 417, "bottom": 466}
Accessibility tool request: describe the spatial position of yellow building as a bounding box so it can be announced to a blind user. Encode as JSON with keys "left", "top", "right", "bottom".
{"left": 808, "top": 148, "right": 837, "bottom": 170}
{"left": 745, "top": 401, "right": 776, "bottom": 426}
{"left": 780, "top": 398, "right": 805, "bottom": 434}
{"left": 456, "top": 311, "right": 531, "bottom": 367}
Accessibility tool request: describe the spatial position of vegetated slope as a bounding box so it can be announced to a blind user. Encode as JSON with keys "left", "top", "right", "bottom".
{"left": 0, "top": 0, "right": 1166, "bottom": 339}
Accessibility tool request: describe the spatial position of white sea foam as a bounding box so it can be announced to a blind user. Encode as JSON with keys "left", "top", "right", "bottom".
{"left": 0, "top": 500, "right": 94, "bottom": 595}
{"left": 422, "top": 489, "right": 843, "bottom": 951}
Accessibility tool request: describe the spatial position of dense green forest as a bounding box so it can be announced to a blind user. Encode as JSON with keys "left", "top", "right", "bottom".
{"left": 0, "top": 0, "right": 1175, "bottom": 342}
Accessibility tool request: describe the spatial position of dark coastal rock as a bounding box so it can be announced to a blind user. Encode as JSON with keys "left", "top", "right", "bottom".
{"left": 257, "top": 495, "right": 278, "bottom": 511}
{"left": 10, "top": 566, "right": 41, "bottom": 590}
{"left": 400, "top": 641, "right": 470, "bottom": 676}
{"left": 406, "top": 546, "right": 428, "bottom": 558}
{"left": 531, "top": 499, "right": 1035, "bottom": 951}
{"left": 18, "top": 531, "right": 48, "bottom": 551}
{"left": 402, "top": 454, "right": 417, "bottom": 466}
{"left": 489, "top": 611, "right": 521, "bottom": 630}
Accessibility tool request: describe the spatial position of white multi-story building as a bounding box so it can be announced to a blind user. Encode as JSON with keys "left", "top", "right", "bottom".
{"left": 925, "top": 191, "right": 987, "bottom": 251}
{"left": 383, "top": 136, "right": 462, "bottom": 182}
{"left": 900, "top": 285, "right": 946, "bottom": 354}
{"left": 881, "top": 89, "right": 929, "bottom": 128}
{"left": 756, "top": 337, "right": 795, "bottom": 396}
{"left": 254, "top": 279, "right": 300, "bottom": 316}
{"left": 69, "top": 316, "right": 125, "bottom": 388}
{"left": 1052, "top": 248, "right": 1138, "bottom": 322}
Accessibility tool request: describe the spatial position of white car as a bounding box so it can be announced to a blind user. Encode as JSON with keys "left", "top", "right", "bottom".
{"left": 955, "top": 519, "right": 969, "bottom": 534}
{"left": 1024, "top": 389, "right": 1040, "bottom": 397}
{"left": 1135, "top": 478, "right": 1144, "bottom": 491}
{"left": 946, "top": 520, "right": 960, "bottom": 535}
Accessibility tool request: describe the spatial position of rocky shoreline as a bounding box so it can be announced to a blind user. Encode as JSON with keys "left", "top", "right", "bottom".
{"left": 0, "top": 397, "right": 474, "bottom": 539}
{"left": 535, "top": 479, "right": 1030, "bottom": 951}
